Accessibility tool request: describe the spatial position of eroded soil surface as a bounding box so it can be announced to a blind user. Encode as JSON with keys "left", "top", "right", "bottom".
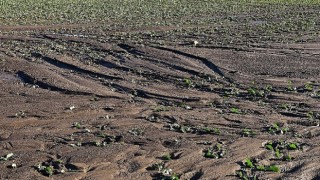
{"left": 1, "top": 17, "right": 320, "bottom": 180}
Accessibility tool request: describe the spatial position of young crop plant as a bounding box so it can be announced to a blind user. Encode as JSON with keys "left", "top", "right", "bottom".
{"left": 287, "top": 80, "right": 296, "bottom": 91}
{"left": 264, "top": 140, "right": 301, "bottom": 160}
{"left": 153, "top": 105, "right": 170, "bottom": 112}
{"left": 306, "top": 111, "right": 315, "bottom": 120}
{"left": 279, "top": 103, "right": 292, "bottom": 111}
{"left": 162, "top": 154, "right": 172, "bottom": 161}
{"left": 36, "top": 161, "right": 61, "bottom": 177}
{"left": 245, "top": 159, "right": 281, "bottom": 172}
{"left": 223, "top": 87, "right": 239, "bottom": 97}
{"left": 267, "top": 122, "right": 289, "bottom": 135}
{"left": 244, "top": 159, "right": 255, "bottom": 169}
{"left": 72, "top": 122, "right": 81, "bottom": 129}
{"left": 247, "top": 86, "right": 267, "bottom": 99}
{"left": 241, "top": 128, "right": 256, "bottom": 137}
{"left": 265, "top": 85, "right": 273, "bottom": 93}
{"left": 203, "top": 143, "right": 226, "bottom": 159}
{"left": 230, "top": 107, "right": 241, "bottom": 114}
{"left": 183, "top": 78, "right": 195, "bottom": 88}
{"left": 236, "top": 158, "right": 281, "bottom": 179}
{"left": 304, "top": 82, "right": 313, "bottom": 91}
{"left": 199, "top": 127, "right": 221, "bottom": 135}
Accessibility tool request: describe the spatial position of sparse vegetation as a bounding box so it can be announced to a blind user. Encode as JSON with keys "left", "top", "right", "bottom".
{"left": 267, "top": 122, "right": 289, "bottom": 135}
{"left": 1, "top": 0, "right": 320, "bottom": 179}
{"left": 203, "top": 143, "right": 226, "bottom": 159}
{"left": 241, "top": 128, "right": 256, "bottom": 137}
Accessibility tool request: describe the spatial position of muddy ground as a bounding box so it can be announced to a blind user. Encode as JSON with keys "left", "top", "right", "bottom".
{"left": 1, "top": 9, "right": 320, "bottom": 180}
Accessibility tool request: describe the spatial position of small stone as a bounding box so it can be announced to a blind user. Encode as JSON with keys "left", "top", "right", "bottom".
{"left": 11, "top": 163, "right": 17, "bottom": 168}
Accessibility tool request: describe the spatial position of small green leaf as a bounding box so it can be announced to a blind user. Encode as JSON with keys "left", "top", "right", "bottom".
{"left": 275, "top": 148, "right": 281, "bottom": 158}
{"left": 245, "top": 159, "right": 254, "bottom": 169}
{"left": 44, "top": 166, "right": 54, "bottom": 176}
{"left": 265, "top": 144, "right": 274, "bottom": 151}
{"left": 266, "top": 165, "right": 280, "bottom": 173}
{"left": 162, "top": 154, "right": 172, "bottom": 161}
{"left": 288, "top": 143, "right": 298, "bottom": 150}
{"left": 256, "top": 165, "right": 265, "bottom": 171}
{"left": 283, "top": 155, "right": 292, "bottom": 161}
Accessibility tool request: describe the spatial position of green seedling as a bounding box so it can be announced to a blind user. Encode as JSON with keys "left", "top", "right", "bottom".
{"left": 154, "top": 105, "right": 169, "bottom": 112}
{"left": 287, "top": 80, "right": 296, "bottom": 91}
{"left": 283, "top": 154, "right": 292, "bottom": 161}
{"left": 265, "top": 144, "right": 274, "bottom": 151}
{"left": 180, "top": 125, "right": 192, "bottom": 133}
{"left": 265, "top": 141, "right": 299, "bottom": 151}
{"left": 128, "top": 128, "right": 144, "bottom": 136}
{"left": 168, "top": 123, "right": 193, "bottom": 133}
{"left": 224, "top": 87, "right": 240, "bottom": 97}
{"left": 256, "top": 165, "right": 265, "bottom": 171}
{"left": 200, "top": 127, "right": 221, "bottom": 135}
{"left": 265, "top": 141, "right": 300, "bottom": 160}
{"left": 244, "top": 159, "right": 255, "bottom": 169}
{"left": 203, "top": 143, "right": 225, "bottom": 159}
{"left": 55, "top": 159, "right": 63, "bottom": 164}
{"left": 183, "top": 78, "right": 194, "bottom": 88}
{"left": 247, "top": 87, "right": 265, "bottom": 97}
{"left": 241, "top": 128, "right": 256, "bottom": 137}
{"left": 306, "top": 111, "right": 314, "bottom": 120}
{"left": 162, "top": 154, "right": 172, "bottom": 161}
{"left": 44, "top": 166, "right": 54, "bottom": 176}
{"left": 247, "top": 87, "right": 257, "bottom": 96}
{"left": 72, "top": 122, "right": 81, "bottom": 129}
{"left": 268, "top": 122, "right": 289, "bottom": 135}
{"left": 279, "top": 103, "right": 291, "bottom": 111}
{"left": 236, "top": 169, "right": 252, "bottom": 180}
{"left": 36, "top": 163, "right": 55, "bottom": 177}
{"left": 265, "top": 85, "right": 273, "bottom": 92}
{"left": 213, "top": 128, "right": 221, "bottom": 135}
{"left": 240, "top": 158, "right": 281, "bottom": 175}
{"left": 203, "top": 150, "right": 219, "bottom": 159}
{"left": 230, "top": 107, "right": 241, "bottom": 114}
{"left": 288, "top": 143, "right": 298, "bottom": 150}
{"left": 265, "top": 165, "right": 280, "bottom": 173}
{"left": 304, "top": 82, "right": 313, "bottom": 91}
{"left": 275, "top": 148, "right": 281, "bottom": 158}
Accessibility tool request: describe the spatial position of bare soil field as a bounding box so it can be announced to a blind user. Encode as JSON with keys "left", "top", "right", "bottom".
{"left": 1, "top": 2, "right": 320, "bottom": 180}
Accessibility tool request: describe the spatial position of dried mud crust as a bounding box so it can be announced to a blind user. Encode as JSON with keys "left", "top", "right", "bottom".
{"left": 1, "top": 24, "right": 320, "bottom": 180}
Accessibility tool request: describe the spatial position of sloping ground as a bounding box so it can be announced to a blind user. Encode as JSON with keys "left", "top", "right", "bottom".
{"left": 0, "top": 25, "right": 320, "bottom": 180}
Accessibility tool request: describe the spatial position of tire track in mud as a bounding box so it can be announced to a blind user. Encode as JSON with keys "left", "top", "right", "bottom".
{"left": 32, "top": 53, "right": 122, "bottom": 81}
{"left": 150, "top": 46, "right": 226, "bottom": 78}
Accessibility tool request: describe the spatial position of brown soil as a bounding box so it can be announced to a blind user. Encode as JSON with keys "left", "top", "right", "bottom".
{"left": 1, "top": 23, "right": 320, "bottom": 180}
